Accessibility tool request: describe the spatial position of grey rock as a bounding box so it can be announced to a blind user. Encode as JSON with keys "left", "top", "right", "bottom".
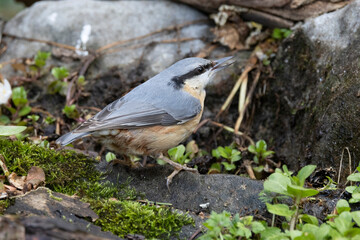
{"left": 6, "top": 187, "right": 121, "bottom": 239}
{"left": 251, "top": 0, "right": 360, "bottom": 178}
{"left": 101, "top": 163, "right": 265, "bottom": 215}
{"left": 1, "top": 0, "right": 210, "bottom": 79}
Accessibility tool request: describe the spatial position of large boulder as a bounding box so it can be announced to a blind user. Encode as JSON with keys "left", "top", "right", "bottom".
{"left": 1, "top": 0, "right": 209, "bottom": 77}
{"left": 252, "top": 0, "right": 360, "bottom": 179}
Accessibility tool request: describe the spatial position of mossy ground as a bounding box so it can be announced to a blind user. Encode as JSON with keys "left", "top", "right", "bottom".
{"left": 0, "top": 137, "right": 194, "bottom": 238}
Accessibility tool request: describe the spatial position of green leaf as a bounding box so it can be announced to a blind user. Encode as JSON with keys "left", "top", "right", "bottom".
{"left": 272, "top": 28, "right": 282, "bottom": 39}
{"left": 347, "top": 173, "right": 360, "bottom": 182}
{"left": 218, "top": 147, "right": 229, "bottom": 159}
{"left": 333, "top": 212, "right": 353, "bottom": 235}
{"left": 256, "top": 140, "right": 267, "bottom": 151}
{"left": 34, "top": 51, "right": 51, "bottom": 68}
{"left": 297, "top": 165, "right": 316, "bottom": 186}
{"left": 351, "top": 211, "right": 360, "bottom": 227}
{"left": 211, "top": 148, "right": 221, "bottom": 159}
{"left": 18, "top": 106, "right": 32, "bottom": 117}
{"left": 77, "top": 75, "right": 86, "bottom": 86}
{"left": 251, "top": 221, "right": 266, "bottom": 234}
{"left": 248, "top": 144, "right": 256, "bottom": 154}
{"left": 266, "top": 203, "right": 295, "bottom": 217}
{"left": 12, "top": 86, "right": 28, "bottom": 107}
{"left": 336, "top": 199, "right": 351, "bottom": 214}
{"left": 263, "top": 172, "right": 292, "bottom": 196}
{"left": 0, "top": 115, "right": 10, "bottom": 124}
{"left": 62, "top": 104, "right": 79, "bottom": 119}
{"left": 287, "top": 184, "right": 319, "bottom": 199}
{"left": 105, "top": 152, "right": 116, "bottom": 162}
{"left": 51, "top": 67, "right": 69, "bottom": 80}
{"left": 345, "top": 186, "right": 357, "bottom": 194}
{"left": 300, "top": 214, "right": 319, "bottom": 225}
{"left": 222, "top": 162, "right": 236, "bottom": 171}
{"left": 349, "top": 193, "right": 360, "bottom": 203}
{"left": 209, "top": 162, "right": 221, "bottom": 173}
{"left": 168, "top": 145, "right": 185, "bottom": 162}
{"left": 0, "top": 125, "right": 27, "bottom": 136}
{"left": 263, "top": 150, "right": 275, "bottom": 158}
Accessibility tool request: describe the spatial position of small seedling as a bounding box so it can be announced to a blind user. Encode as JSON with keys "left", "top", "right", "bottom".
{"left": 6, "top": 86, "right": 32, "bottom": 123}
{"left": 346, "top": 164, "right": 360, "bottom": 203}
{"left": 272, "top": 28, "right": 292, "bottom": 40}
{"left": 27, "top": 114, "right": 39, "bottom": 125}
{"left": 62, "top": 104, "right": 79, "bottom": 119}
{"left": 106, "top": 152, "right": 116, "bottom": 162}
{"left": 30, "top": 51, "right": 51, "bottom": 73}
{"left": 44, "top": 116, "right": 56, "bottom": 125}
{"left": 168, "top": 145, "right": 191, "bottom": 165}
{"left": 211, "top": 145, "right": 241, "bottom": 172}
{"left": 199, "top": 211, "right": 265, "bottom": 240}
{"left": 263, "top": 165, "right": 319, "bottom": 230}
{"left": 49, "top": 67, "right": 69, "bottom": 95}
{"left": 248, "top": 140, "right": 274, "bottom": 165}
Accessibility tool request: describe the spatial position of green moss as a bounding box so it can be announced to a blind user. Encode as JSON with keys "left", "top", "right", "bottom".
{"left": 88, "top": 199, "right": 194, "bottom": 239}
{"left": 0, "top": 199, "right": 10, "bottom": 214}
{"left": 0, "top": 138, "right": 194, "bottom": 237}
{"left": 0, "top": 137, "right": 100, "bottom": 194}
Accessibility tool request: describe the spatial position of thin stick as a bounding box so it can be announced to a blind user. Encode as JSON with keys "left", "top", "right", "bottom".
{"left": 96, "top": 19, "right": 207, "bottom": 53}
{"left": 3, "top": 33, "right": 77, "bottom": 51}
{"left": 208, "top": 120, "right": 254, "bottom": 145}
{"left": 101, "top": 37, "right": 199, "bottom": 56}
{"left": 234, "top": 70, "right": 261, "bottom": 133}
{"left": 243, "top": 160, "right": 256, "bottom": 179}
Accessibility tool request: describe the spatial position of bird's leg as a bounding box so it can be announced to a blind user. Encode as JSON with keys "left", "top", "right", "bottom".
{"left": 157, "top": 153, "right": 198, "bottom": 190}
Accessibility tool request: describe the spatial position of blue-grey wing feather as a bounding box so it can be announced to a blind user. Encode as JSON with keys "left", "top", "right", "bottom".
{"left": 73, "top": 75, "right": 201, "bottom": 133}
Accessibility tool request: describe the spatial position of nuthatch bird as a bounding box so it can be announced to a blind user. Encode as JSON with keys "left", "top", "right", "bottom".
{"left": 56, "top": 56, "right": 234, "bottom": 185}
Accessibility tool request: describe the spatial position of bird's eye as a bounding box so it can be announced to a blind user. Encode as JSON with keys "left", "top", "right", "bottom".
{"left": 196, "top": 66, "right": 205, "bottom": 73}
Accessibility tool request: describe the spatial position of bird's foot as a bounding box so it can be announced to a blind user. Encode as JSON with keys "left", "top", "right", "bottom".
{"left": 157, "top": 154, "right": 198, "bottom": 191}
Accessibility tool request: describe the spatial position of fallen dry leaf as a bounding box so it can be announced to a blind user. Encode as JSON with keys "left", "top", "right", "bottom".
{"left": 23, "top": 166, "right": 45, "bottom": 193}
{"left": 8, "top": 172, "right": 26, "bottom": 190}
{"left": 0, "top": 181, "right": 7, "bottom": 199}
{"left": 212, "top": 24, "right": 246, "bottom": 50}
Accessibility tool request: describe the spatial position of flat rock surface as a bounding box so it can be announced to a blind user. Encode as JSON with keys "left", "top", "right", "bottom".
{"left": 5, "top": 187, "right": 121, "bottom": 240}
{"left": 100, "top": 163, "right": 265, "bottom": 215}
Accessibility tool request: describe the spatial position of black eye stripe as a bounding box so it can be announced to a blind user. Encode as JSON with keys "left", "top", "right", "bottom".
{"left": 169, "top": 62, "right": 214, "bottom": 89}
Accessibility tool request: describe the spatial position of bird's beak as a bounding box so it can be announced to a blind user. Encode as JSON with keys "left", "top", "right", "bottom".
{"left": 211, "top": 56, "right": 235, "bottom": 74}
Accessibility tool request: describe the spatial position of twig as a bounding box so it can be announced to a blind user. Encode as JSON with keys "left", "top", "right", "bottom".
{"left": 3, "top": 33, "right": 77, "bottom": 51}
{"left": 234, "top": 70, "right": 261, "bottom": 133}
{"left": 216, "top": 55, "right": 257, "bottom": 119}
{"left": 102, "top": 37, "right": 200, "bottom": 56}
{"left": 243, "top": 160, "right": 256, "bottom": 179}
{"left": 193, "top": 118, "right": 210, "bottom": 133}
{"left": 208, "top": 120, "right": 254, "bottom": 145}
{"left": 95, "top": 19, "right": 208, "bottom": 53}
{"left": 188, "top": 228, "right": 202, "bottom": 240}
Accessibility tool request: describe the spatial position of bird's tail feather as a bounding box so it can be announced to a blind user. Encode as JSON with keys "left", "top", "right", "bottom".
{"left": 56, "top": 131, "right": 90, "bottom": 146}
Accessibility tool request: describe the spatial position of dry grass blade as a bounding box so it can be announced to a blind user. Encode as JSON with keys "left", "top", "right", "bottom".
{"left": 216, "top": 55, "right": 257, "bottom": 119}
{"left": 338, "top": 147, "right": 352, "bottom": 185}
{"left": 238, "top": 74, "right": 248, "bottom": 113}
{"left": 234, "top": 70, "right": 261, "bottom": 133}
